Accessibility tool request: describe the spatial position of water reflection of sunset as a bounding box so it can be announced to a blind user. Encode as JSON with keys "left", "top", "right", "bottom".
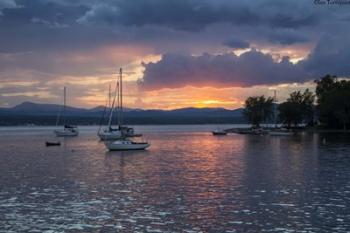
{"left": 1, "top": 126, "right": 349, "bottom": 232}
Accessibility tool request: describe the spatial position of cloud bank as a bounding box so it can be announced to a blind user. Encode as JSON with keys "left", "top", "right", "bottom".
{"left": 1, "top": 0, "right": 350, "bottom": 107}
{"left": 139, "top": 50, "right": 312, "bottom": 90}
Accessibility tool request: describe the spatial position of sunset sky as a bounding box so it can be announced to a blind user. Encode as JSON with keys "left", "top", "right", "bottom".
{"left": 0, "top": 0, "right": 350, "bottom": 109}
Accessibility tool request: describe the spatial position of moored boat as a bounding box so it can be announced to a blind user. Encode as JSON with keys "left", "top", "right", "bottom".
{"left": 212, "top": 129, "right": 227, "bottom": 135}
{"left": 234, "top": 128, "right": 268, "bottom": 135}
{"left": 45, "top": 141, "right": 61, "bottom": 147}
{"left": 54, "top": 87, "right": 79, "bottom": 137}
{"left": 98, "top": 127, "right": 123, "bottom": 140}
{"left": 268, "top": 130, "right": 293, "bottom": 136}
{"left": 121, "top": 126, "right": 143, "bottom": 137}
{"left": 105, "top": 139, "right": 150, "bottom": 151}
{"left": 98, "top": 68, "right": 141, "bottom": 140}
{"left": 267, "top": 91, "right": 294, "bottom": 136}
{"left": 55, "top": 125, "right": 79, "bottom": 137}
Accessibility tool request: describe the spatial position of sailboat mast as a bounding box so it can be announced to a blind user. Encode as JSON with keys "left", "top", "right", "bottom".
{"left": 64, "top": 86, "right": 66, "bottom": 109}
{"left": 117, "top": 79, "right": 120, "bottom": 127}
{"left": 107, "top": 72, "right": 119, "bottom": 129}
{"left": 108, "top": 84, "right": 111, "bottom": 109}
{"left": 119, "top": 68, "right": 123, "bottom": 127}
{"left": 63, "top": 86, "right": 66, "bottom": 125}
{"left": 274, "top": 90, "right": 277, "bottom": 128}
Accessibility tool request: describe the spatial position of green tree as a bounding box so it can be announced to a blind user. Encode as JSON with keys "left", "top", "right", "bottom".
{"left": 244, "top": 96, "right": 274, "bottom": 128}
{"left": 300, "top": 89, "right": 315, "bottom": 125}
{"left": 315, "top": 75, "right": 350, "bottom": 129}
{"left": 278, "top": 89, "right": 315, "bottom": 128}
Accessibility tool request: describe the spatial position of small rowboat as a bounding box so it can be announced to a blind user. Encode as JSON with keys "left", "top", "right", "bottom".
{"left": 212, "top": 130, "right": 227, "bottom": 136}
{"left": 46, "top": 141, "right": 61, "bottom": 147}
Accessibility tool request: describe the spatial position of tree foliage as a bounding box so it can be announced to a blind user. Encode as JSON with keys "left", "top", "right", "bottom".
{"left": 243, "top": 96, "right": 274, "bottom": 128}
{"left": 243, "top": 74, "right": 350, "bottom": 129}
{"left": 278, "top": 89, "right": 315, "bottom": 128}
{"left": 315, "top": 75, "right": 350, "bottom": 129}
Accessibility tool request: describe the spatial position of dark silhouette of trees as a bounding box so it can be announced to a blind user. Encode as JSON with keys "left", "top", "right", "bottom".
{"left": 315, "top": 75, "right": 350, "bottom": 129}
{"left": 278, "top": 89, "right": 315, "bottom": 128}
{"left": 243, "top": 96, "right": 274, "bottom": 128}
{"left": 243, "top": 75, "right": 349, "bottom": 130}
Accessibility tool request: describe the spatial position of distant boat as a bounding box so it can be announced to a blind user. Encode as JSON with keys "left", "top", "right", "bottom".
{"left": 105, "top": 139, "right": 150, "bottom": 151}
{"left": 233, "top": 128, "right": 251, "bottom": 134}
{"left": 234, "top": 128, "right": 268, "bottom": 135}
{"left": 212, "top": 129, "right": 227, "bottom": 136}
{"left": 268, "top": 129, "right": 293, "bottom": 136}
{"left": 267, "top": 90, "right": 294, "bottom": 136}
{"left": 55, "top": 125, "right": 79, "bottom": 137}
{"left": 99, "top": 127, "right": 123, "bottom": 140}
{"left": 54, "top": 87, "right": 79, "bottom": 137}
{"left": 45, "top": 141, "right": 61, "bottom": 147}
{"left": 212, "top": 109, "right": 227, "bottom": 136}
{"left": 120, "top": 126, "right": 143, "bottom": 138}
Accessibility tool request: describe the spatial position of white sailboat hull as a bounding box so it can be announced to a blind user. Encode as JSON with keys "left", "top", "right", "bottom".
{"left": 55, "top": 129, "right": 79, "bottom": 137}
{"left": 105, "top": 140, "right": 150, "bottom": 151}
{"left": 98, "top": 130, "right": 123, "bottom": 140}
{"left": 98, "top": 127, "right": 142, "bottom": 140}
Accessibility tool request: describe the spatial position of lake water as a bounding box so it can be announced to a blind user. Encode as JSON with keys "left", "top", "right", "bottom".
{"left": 0, "top": 125, "right": 350, "bottom": 232}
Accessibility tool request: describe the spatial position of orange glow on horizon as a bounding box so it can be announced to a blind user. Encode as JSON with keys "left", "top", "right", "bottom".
{"left": 2, "top": 47, "right": 316, "bottom": 109}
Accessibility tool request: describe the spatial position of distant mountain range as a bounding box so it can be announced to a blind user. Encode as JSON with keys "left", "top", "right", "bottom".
{"left": 0, "top": 102, "right": 245, "bottom": 125}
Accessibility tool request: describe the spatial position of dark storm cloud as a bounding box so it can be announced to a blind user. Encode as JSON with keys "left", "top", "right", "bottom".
{"left": 223, "top": 37, "right": 250, "bottom": 49}
{"left": 302, "top": 32, "right": 350, "bottom": 76}
{"left": 0, "top": 0, "right": 340, "bottom": 54}
{"left": 77, "top": 0, "right": 256, "bottom": 30}
{"left": 0, "top": 0, "right": 17, "bottom": 14}
{"left": 0, "top": 0, "right": 98, "bottom": 53}
{"left": 139, "top": 50, "right": 311, "bottom": 90}
{"left": 268, "top": 29, "right": 309, "bottom": 45}
{"left": 140, "top": 24, "right": 350, "bottom": 90}
{"left": 1, "top": 0, "right": 350, "bottom": 95}
{"left": 2, "top": 0, "right": 86, "bottom": 25}
{"left": 77, "top": 0, "right": 320, "bottom": 30}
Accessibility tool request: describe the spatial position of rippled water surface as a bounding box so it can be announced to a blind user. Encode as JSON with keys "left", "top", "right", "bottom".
{"left": 0, "top": 125, "right": 350, "bottom": 232}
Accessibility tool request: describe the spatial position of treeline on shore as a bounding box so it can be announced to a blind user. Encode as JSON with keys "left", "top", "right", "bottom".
{"left": 244, "top": 75, "right": 350, "bottom": 130}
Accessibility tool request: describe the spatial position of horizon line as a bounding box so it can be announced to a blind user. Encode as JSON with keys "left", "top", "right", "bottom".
{"left": 0, "top": 101, "right": 243, "bottom": 111}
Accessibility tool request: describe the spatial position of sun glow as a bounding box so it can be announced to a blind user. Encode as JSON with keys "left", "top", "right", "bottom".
{"left": 195, "top": 100, "right": 228, "bottom": 108}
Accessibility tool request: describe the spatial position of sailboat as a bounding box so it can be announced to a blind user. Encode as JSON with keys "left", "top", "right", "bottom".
{"left": 54, "top": 87, "right": 79, "bottom": 137}
{"left": 102, "top": 68, "right": 150, "bottom": 151}
{"left": 268, "top": 90, "right": 293, "bottom": 136}
{"left": 98, "top": 72, "right": 123, "bottom": 141}
{"left": 104, "top": 138, "right": 150, "bottom": 151}
{"left": 115, "top": 68, "right": 142, "bottom": 138}
{"left": 99, "top": 68, "right": 142, "bottom": 141}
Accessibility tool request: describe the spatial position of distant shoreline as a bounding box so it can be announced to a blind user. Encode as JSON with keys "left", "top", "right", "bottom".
{"left": 0, "top": 123, "right": 246, "bottom": 127}
{"left": 225, "top": 127, "right": 350, "bottom": 133}
{"left": 1, "top": 124, "right": 349, "bottom": 133}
